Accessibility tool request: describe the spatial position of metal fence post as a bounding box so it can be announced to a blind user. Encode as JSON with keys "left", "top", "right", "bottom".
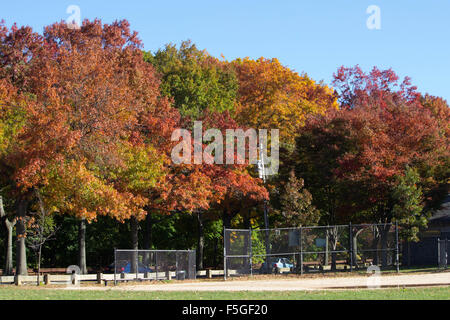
{"left": 249, "top": 228, "right": 253, "bottom": 277}
{"left": 446, "top": 238, "right": 448, "bottom": 270}
{"left": 349, "top": 223, "right": 353, "bottom": 272}
{"left": 174, "top": 251, "right": 178, "bottom": 280}
{"left": 437, "top": 238, "right": 441, "bottom": 269}
{"left": 223, "top": 227, "right": 227, "bottom": 281}
{"left": 136, "top": 249, "right": 139, "bottom": 281}
{"left": 395, "top": 221, "right": 400, "bottom": 273}
{"left": 114, "top": 248, "right": 117, "bottom": 286}
{"left": 190, "top": 250, "right": 197, "bottom": 279}
{"left": 155, "top": 251, "right": 158, "bottom": 280}
{"left": 300, "top": 227, "right": 303, "bottom": 275}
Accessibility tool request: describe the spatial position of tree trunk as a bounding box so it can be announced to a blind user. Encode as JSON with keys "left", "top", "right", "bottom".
{"left": 372, "top": 226, "right": 380, "bottom": 266}
{"left": 143, "top": 214, "right": 152, "bottom": 250}
{"left": 222, "top": 209, "right": 232, "bottom": 229}
{"left": 36, "top": 246, "right": 42, "bottom": 286}
{"left": 4, "top": 219, "right": 15, "bottom": 275}
{"left": 196, "top": 212, "right": 204, "bottom": 270}
{"left": 78, "top": 218, "right": 87, "bottom": 274}
{"left": 407, "top": 241, "right": 411, "bottom": 267}
{"left": 243, "top": 210, "right": 251, "bottom": 270}
{"left": 213, "top": 237, "right": 218, "bottom": 268}
{"left": 143, "top": 213, "right": 152, "bottom": 265}
{"left": 130, "top": 216, "right": 139, "bottom": 274}
{"left": 328, "top": 227, "right": 338, "bottom": 271}
{"left": 243, "top": 211, "right": 251, "bottom": 229}
{"left": 352, "top": 228, "right": 364, "bottom": 268}
{"left": 0, "top": 196, "right": 14, "bottom": 275}
{"left": 15, "top": 199, "right": 28, "bottom": 275}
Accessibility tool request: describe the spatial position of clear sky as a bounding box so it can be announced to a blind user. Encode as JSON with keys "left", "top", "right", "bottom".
{"left": 2, "top": 1, "right": 449, "bottom": 101}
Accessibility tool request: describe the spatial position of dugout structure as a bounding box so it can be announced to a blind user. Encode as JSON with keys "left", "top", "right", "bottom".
{"left": 114, "top": 249, "right": 196, "bottom": 285}
{"left": 224, "top": 223, "right": 400, "bottom": 279}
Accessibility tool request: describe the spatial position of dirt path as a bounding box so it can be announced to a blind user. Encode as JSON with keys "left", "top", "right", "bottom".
{"left": 67, "top": 272, "right": 450, "bottom": 291}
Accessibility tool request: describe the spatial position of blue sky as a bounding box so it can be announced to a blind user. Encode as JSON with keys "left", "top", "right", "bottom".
{"left": 2, "top": 1, "right": 449, "bottom": 101}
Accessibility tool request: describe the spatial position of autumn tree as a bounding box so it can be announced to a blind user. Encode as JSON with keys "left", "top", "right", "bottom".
{"left": 0, "top": 21, "right": 42, "bottom": 91}
{"left": 290, "top": 66, "right": 448, "bottom": 267}
{"left": 0, "top": 79, "right": 28, "bottom": 276}
{"left": 4, "top": 19, "right": 170, "bottom": 273}
{"left": 417, "top": 94, "right": 450, "bottom": 210}
{"left": 331, "top": 67, "right": 447, "bottom": 230}
{"left": 153, "top": 108, "right": 268, "bottom": 269}
{"left": 145, "top": 43, "right": 270, "bottom": 268}
{"left": 0, "top": 22, "right": 43, "bottom": 275}
{"left": 273, "top": 170, "right": 320, "bottom": 228}
{"left": 290, "top": 110, "right": 362, "bottom": 270}
{"left": 391, "top": 167, "right": 426, "bottom": 242}
{"left": 232, "top": 57, "right": 338, "bottom": 146}
{"left": 146, "top": 41, "right": 238, "bottom": 120}
{"left": 0, "top": 196, "right": 15, "bottom": 275}
{"left": 332, "top": 65, "right": 419, "bottom": 109}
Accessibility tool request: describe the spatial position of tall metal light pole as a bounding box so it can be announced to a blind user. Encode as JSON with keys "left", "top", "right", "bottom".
{"left": 258, "top": 145, "right": 271, "bottom": 273}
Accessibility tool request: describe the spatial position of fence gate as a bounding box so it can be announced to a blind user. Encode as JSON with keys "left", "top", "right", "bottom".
{"left": 438, "top": 239, "right": 449, "bottom": 269}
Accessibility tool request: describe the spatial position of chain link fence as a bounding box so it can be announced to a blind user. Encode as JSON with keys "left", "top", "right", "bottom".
{"left": 224, "top": 223, "right": 400, "bottom": 279}
{"left": 114, "top": 249, "right": 196, "bottom": 285}
{"left": 438, "top": 238, "right": 449, "bottom": 269}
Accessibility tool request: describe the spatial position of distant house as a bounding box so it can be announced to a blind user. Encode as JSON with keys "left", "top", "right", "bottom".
{"left": 403, "top": 194, "right": 450, "bottom": 266}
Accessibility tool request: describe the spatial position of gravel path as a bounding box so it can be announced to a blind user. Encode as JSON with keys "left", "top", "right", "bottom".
{"left": 67, "top": 272, "right": 450, "bottom": 291}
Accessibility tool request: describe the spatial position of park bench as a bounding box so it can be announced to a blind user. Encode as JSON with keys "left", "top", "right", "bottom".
{"left": 302, "top": 260, "right": 349, "bottom": 272}
{"left": 33, "top": 268, "right": 68, "bottom": 274}
{"left": 303, "top": 259, "right": 348, "bottom": 267}
{"left": 354, "top": 258, "right": 374, "bottom": 268}
{"left": 0, "top": 268, "right": 34, "bottom": 276}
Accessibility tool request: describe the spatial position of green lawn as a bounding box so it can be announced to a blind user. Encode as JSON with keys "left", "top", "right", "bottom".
{"left": 0, "top": 286, "right": 449, "bottom": 300}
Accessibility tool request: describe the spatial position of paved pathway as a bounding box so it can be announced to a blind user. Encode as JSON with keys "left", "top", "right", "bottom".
{"left": 68, "top": 272, "right": 450, "bottom": 291}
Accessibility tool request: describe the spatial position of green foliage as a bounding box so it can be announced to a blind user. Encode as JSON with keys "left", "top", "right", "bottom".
{"left": 203, "top": 219, "right": 224, "bottom": 268}
{"left": 146, "top": 41, "right": 238, "bottom": 119}
{"left": 0, "top": 95, "right": 27, "bottom": 157}
{"left": 289, "top": 114, "right": 360, "bottom": 225}
{"left": 392, "top": 168, "right": 427, "bottom": 242}
{"left": 250, "top": 230, "right": 267, "bottom": 265}
{"left": 111, "top": 141, "right": 164, "bottom": 194}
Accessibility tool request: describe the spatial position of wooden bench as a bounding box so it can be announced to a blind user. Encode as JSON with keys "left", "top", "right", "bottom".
{"left": 33, "top": 268, "right": 68, "bottom": 275}
{"left": 303, "top": 259, "right": 348, "bottom": 266}
{"left": 302, "top": 260, "right": 349, "bottom": 272}
{"left": 354, "top": 258, "right": 374, "bottom": 268}
{"left": 32, "top": 268, "right": 98, "bottom": 275}
{"left": 0, "top": 269, "right": 34, "bottom": 276}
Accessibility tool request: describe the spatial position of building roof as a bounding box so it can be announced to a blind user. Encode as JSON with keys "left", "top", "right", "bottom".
{"left": 429, "top": 194, "right": 450, "bottom": 223}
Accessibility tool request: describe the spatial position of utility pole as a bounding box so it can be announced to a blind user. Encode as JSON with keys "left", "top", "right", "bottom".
{"left": 258, "top": 143, "right": 271, "bottom": 273}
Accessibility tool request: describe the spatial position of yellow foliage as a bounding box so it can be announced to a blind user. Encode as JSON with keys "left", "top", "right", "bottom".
{"left": 232, "top": 57, "right": 338, "bottom": 145}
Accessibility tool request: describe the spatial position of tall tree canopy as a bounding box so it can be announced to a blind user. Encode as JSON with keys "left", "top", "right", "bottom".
{"left": 145, "top": 41, "right": 238, "bottom": 120}
{"left": 1, "top": 18, "right": 449, "bottom": 273}
{"left": 232, "top": 57, "right": 338, "bottom": 145}
{"left": 291, "top": 66, "right": 448, "bottom": 240}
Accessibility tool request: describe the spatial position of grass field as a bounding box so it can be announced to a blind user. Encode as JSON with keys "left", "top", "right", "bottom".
{"left": 0, "top": 285, "right": 449, "bottom": 300}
